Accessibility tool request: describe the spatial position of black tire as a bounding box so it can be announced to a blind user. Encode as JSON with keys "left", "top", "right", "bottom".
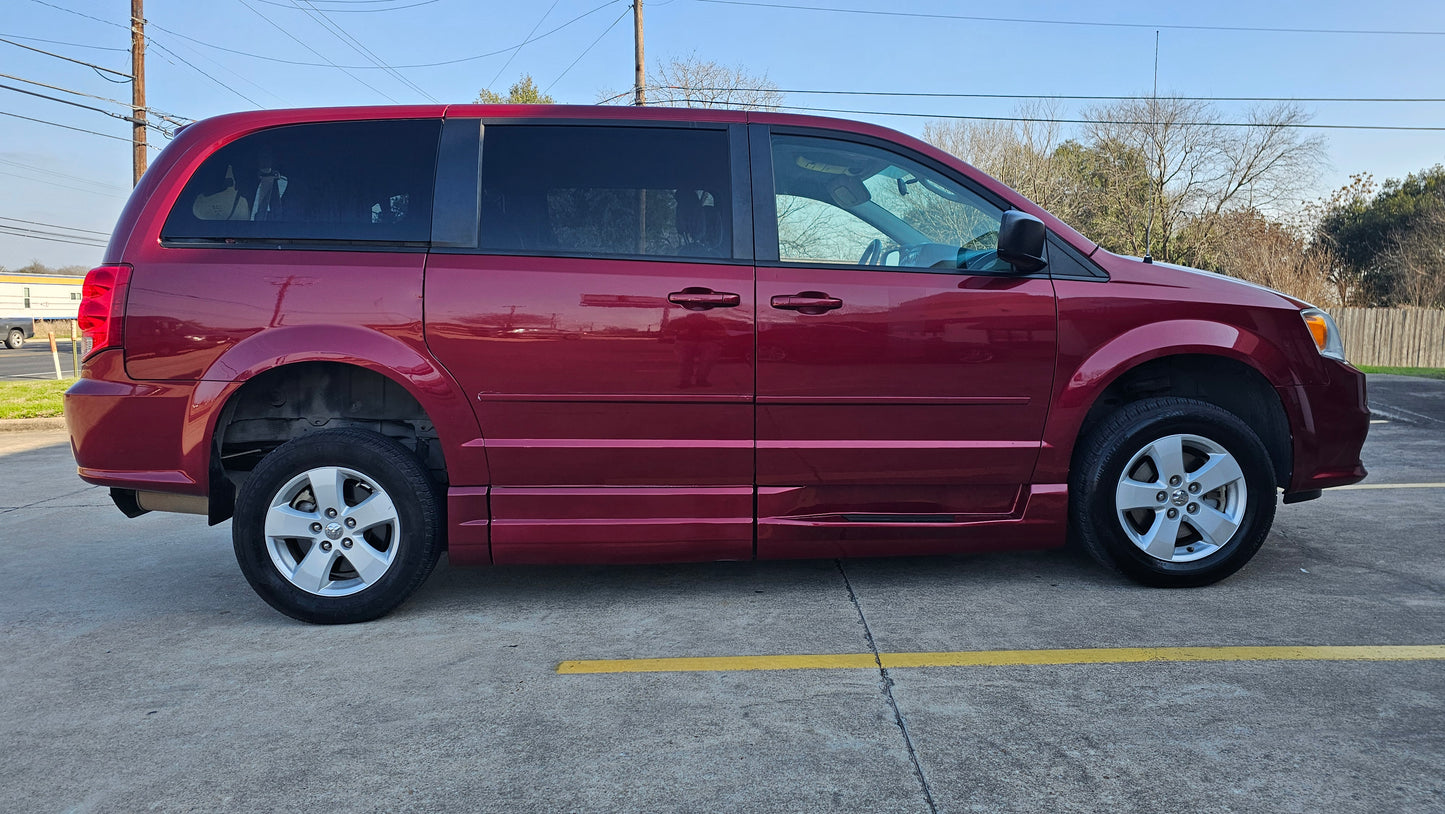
{"left": 232, "top": 428, "right": 443, "bottom": 623}
{"left": 1069, "top": 397, "right": 1277, "bottom": 587}
{"left": 5, "top": 328, "right": 23, "bottom": 349}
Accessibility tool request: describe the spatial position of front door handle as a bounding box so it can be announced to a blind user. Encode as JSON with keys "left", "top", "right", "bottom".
{"left": 770, "top": 291, "right": 843, "bottom": 314}
{"left": 668, "top": 287, "right": 741, "bottom": 311}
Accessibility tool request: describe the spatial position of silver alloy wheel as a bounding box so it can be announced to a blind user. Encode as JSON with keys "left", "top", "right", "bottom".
{"left": 1114, "top": 433, "right": 1248, "bottom": 563}
{"left": 262, "top": 465, "right": 400, "bottom": 596}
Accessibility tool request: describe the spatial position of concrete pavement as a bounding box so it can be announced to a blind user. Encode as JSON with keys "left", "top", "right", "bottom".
{"left": 1, "top": 374, "right": 1442, "bottom": 813}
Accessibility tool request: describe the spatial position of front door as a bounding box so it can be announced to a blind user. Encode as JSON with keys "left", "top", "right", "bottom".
{"left": 751, "top": 127, "right": 1058, "bottom": 558}
{"left": 425, "top": 121, "right": 755, "bottom": 564}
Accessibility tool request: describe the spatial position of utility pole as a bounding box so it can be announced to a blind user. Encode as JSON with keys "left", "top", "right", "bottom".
{"left": 131, "top": 0, "right": 146, "bottom": 186}
{"left": 632, "top": 0, "right": 645, "bottom": 106}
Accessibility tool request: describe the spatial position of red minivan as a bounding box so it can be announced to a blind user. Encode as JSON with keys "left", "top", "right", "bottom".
{"left": 66, "top": 105, "right": 1369, "bottom": 623}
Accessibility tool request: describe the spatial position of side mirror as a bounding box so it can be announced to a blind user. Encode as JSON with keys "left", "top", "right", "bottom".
{"left": 996, "top": 211, "right": 1047, "bottom": 273}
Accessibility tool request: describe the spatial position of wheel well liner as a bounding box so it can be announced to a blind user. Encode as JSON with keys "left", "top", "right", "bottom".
{"left": 1073, "top": 354, "right": 1293, "bottom": 488}
{"left": 211, "top": 361, "right": 447, "bottom": 521}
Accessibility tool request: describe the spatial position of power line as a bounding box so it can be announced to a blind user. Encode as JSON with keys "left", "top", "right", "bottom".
{"left": 0, "top": 224, "right": 108, "bottom": 248}
{"left": 146, "top": 37, "right": 264, "bottom": 108}
{"left": 546, "top": 6, "right": 631, "bottom": 94}
{"left": 0, "top": 36, "right": 132, "bottom": 79}
{"left": 0, "top": 110, "right": 132, "bottom": 141}
{"left": 0, "top": 71, "right": 191, "bottom": 125}
{"left": 659, "top": 85, "right": 1445, "bottom": 105}
{"left": 0, "top": 32, "right": 129, "bottom": 52}
{"left": 0, "top": 168, "right": 130, "bottom": 199}
{"left": 22, "top": 0, "right": 269, "bottom": 108}
{"left": 0, "top": 158, "right": 130, "bottom": 193}
{"left": 26, "top": 0, "right": 126, "bottom": 30}
{"left": 663, "top": 98, "right": 1445, "bottom": 131}
{"left": 235, "top": 0, "right": 400, "bottom": 103}
{"left": 0, "top": 82, "right": 164, "bottom": 133}
{"left": 291, "top": 0, "right": 439, "bottom": 101}
{"left": 0, "top": 170, "right": 128, "bottom": 199}
{"left": 695, "top": 0, "right": 1445, "bottom": 37}
{"left": 147, "top": 0, "right": 619, "bottom": 69}
{"left": 486, "top": 0, "right": 561, "bottom": 92}
{"left": 252, "top": 0, "right": 441, "bottom": 9}
{"left": 0, "top": 216, "right": 110, "bottom": 235}
{"left": 145, "top": 32, "right": 290, "bottom": 108}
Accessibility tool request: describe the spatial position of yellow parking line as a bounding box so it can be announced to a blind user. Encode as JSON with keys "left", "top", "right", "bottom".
{"left": 557, "top": 645, "right": 1445, "bottom": 674}
{"left": 1337, "top": 482, "right": 1445, "bottom": 490}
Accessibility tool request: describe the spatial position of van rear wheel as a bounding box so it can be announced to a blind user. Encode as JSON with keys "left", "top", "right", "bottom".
{"left": 1069, "top": 397, "right": 1277, "bottom": 587}
{"left": 232, "top": 429, "right": 442, "bottom": 623}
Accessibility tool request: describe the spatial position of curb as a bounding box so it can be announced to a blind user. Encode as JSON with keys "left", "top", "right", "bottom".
{"left": 0, "top": 418, "right": 67, "bottom": 433}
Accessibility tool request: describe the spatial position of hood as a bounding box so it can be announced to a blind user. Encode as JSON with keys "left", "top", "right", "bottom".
{"left": 1099, "top": 252, "right": 1313, "bottom": 311}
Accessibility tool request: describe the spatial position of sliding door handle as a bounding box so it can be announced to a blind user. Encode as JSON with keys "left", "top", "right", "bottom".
{"left": 668, "top": 288, "right": 741, "bottom": 310}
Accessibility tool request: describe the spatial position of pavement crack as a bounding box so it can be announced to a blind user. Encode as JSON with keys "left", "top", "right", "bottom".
{"left": 0, "top": 485, "right": 100, "bottom": 515}
{"left": 836, "top": 559, "right": 938, "bottom": 814}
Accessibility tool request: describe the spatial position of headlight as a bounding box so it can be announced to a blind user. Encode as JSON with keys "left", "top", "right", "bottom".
{"left": 1300, "top": 308, "right": 1346, "bottom": 362}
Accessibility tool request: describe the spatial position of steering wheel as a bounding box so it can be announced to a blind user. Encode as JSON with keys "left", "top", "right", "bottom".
{"left": 961, "top": 249, "right": 1001, "bottom": 271}
{"left": 859, "top": 238, "right": 883, "bottom": 266}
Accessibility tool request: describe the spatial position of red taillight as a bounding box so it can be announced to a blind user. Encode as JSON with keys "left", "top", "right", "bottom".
{"left": 77, "top": 264, "right": 131, "bottom": 358}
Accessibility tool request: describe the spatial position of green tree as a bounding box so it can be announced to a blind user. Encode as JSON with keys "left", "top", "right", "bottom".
{"left": 1316, "top": 165, "right": 1445, "bottom": 305}
{"left": 475, "top": 74, "right": 555, "bottom": 105}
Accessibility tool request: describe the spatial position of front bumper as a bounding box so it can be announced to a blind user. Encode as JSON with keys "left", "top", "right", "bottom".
{"left": 1278, "top": 360, "right": 1370, "bottom": 496}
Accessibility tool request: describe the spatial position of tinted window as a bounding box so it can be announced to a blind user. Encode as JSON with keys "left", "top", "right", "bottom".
{"left": 480, "top": 126, "right": 732, "bottom": 260}
{"left": 163, "top": 119, "right": 441, "bottom": 243}
{"left": 770, "top": 134, "right": 1009, "bottom": 271}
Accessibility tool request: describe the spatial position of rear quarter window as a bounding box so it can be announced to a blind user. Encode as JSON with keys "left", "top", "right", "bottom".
{"left": 162, "top": 119, "right": 441, "bottom": 244}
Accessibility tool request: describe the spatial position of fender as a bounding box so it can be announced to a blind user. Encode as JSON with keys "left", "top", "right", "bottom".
{"left": 1035, "top": 319, "right": 1296, "bottom": 485}
{"left": 176, "top": 324, "right": 488, "bottom": 491}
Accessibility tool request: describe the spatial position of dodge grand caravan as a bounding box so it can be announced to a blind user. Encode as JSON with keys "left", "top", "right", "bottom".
{"left": 66, "top": 105, "right": 1369, "bottom": 623}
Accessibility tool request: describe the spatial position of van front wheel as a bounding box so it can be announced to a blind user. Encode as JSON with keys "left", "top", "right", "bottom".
{"left": 1070, "top": 397, "right": 1277, "bottom": 587}
{"left": 232, "top": 429, "right": 443, "bottom": 623}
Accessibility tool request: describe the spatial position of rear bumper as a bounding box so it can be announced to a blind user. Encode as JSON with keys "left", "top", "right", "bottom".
{"left": 1278, "top": 360, "right": 1370, "bottom": 495}
{"left": 65, "top": 350, "right": 211, "bottom": 498}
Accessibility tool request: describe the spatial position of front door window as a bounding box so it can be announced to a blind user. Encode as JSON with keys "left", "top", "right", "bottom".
{"left": 771, "top": 134, "right": 1010, "bottom": 272}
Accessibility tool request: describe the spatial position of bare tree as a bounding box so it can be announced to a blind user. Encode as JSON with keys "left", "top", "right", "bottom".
{"left": 600, "top": 55, "right": 783, "bottom": 111}
{"left": 1209, "top": 208, "right": 1340, "bottom": 306}
{"left": 922, "top": 102, "right": 1076, "bottom": 219}
{"left": 1084, "top": 97, "right": 1325, "bottom": 266}
{"left": 1084, "top": 97, "right": 1225, "bottom": 263}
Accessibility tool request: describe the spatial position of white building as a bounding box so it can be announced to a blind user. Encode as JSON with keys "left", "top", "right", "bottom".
{"left": 1, "top": 273, "right": 84, "bottom": 348}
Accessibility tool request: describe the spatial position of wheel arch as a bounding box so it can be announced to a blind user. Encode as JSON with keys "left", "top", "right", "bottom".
{"left": 1041, "top": 321, "right": 1299, "bottom": 489}
{"left": 193, "top": 326, "right": 486, "bottom": 522}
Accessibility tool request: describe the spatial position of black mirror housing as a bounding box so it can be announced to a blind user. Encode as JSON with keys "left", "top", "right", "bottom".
{"left": 997, "top": 211, "right": 1047, "bottom": 273}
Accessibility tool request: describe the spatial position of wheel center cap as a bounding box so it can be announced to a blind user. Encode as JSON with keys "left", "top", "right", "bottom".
{"left": 1171, "top": 489, "right": 1189, "bottom": 506}
{"left": 324, "top": 522, "right": 344, "bottom": 540}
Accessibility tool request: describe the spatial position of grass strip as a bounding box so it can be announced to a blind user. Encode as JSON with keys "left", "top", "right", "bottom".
{"left": 1357, "top": 366, "right": 1445, "bottom": 380}
{"left": 0, "top": 378, "right": 71, "bottom": 419}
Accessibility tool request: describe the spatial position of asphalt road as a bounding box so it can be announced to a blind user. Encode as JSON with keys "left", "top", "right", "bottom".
{"left": 0, "top": 336, "right": 79, "bottom": 380}
{"left": 0, "top": 374, "right": 1441, "bottom": 813}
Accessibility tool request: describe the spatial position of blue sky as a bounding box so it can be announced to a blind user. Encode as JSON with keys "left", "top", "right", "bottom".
{"left": 3, "top": 0, "right": 1443, "bottom": 268}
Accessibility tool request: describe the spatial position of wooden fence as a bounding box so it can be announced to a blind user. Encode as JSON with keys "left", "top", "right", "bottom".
{"left": 1331, "top": 308, "right": 1445, "bottom": 368}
